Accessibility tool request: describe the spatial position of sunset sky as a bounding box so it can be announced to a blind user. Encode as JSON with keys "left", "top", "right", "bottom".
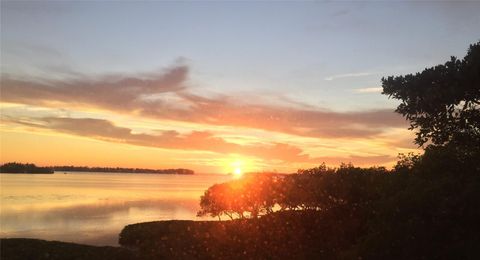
{"left": 1, "top": 1, "right": 479, "bottom": 173}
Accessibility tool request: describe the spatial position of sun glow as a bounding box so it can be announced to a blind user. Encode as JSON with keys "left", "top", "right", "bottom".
{"left": 233, "top": 167, "right": 243, "bottom": 177}
{"left": 228, "top": 159, "right": 247, "bottom": 177}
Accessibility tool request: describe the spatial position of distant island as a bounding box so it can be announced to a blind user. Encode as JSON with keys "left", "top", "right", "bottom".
{"left": 0, "top": 162, "right": 194, "bottom": 175}
{"left": 0, "top": 162, "right": 54, "bottom": 174}
{"left": 53, "top": 165, "right": 194, "bottom": 175}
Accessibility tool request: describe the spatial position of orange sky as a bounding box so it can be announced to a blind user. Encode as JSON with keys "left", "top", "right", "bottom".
{"left": 0, "top": 75, "right": 420, "bottom": 173}
{"left": 8, "top": 2, "right": 474, "bottom": 173}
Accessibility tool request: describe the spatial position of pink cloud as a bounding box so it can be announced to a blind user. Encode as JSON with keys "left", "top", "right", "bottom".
{"left": 1, "top": 64, "right": 408, "bottom": 139}
{"left": 3, "top": 116, "right": 395, "bottom": 165}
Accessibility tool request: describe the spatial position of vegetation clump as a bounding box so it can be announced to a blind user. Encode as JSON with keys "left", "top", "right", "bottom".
{"left": 122, "top": 154, "right": 479, "bottom": 259}
{"left": 382, "top": 41, "right": 480, "bottom": 148}
{"left": 0, "top": 162, "right": 53, "bottom": 174}
{"left": 53, "top": 165, "right": 194, "bottom": 174}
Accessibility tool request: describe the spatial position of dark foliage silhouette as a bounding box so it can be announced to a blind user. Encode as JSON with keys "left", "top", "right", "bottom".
{"left": 197, "top": 173, "right": 278, "bottom": 220}
{"left": 0, "top": 162, "right": 53, "bottom": 173}
{"left": 53, "top": 165, "right": 194, "bottom": 174}
{"left": 123, "top": 160, "right": 479, "bottom": 259}
{"left": 382, "top": 41, "right": 480, "bottom": 147}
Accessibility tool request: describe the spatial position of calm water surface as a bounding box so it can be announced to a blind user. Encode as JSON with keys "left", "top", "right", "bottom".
{"left": 0, "top": 172, "right": 231, "bottom": 246}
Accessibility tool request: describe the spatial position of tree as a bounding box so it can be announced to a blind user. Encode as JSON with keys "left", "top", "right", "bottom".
{"left": 382, "top": 41, "right": 480, "bottom": 147}
{"left": 197, "top": 183, "right": 235, "bottom": 220}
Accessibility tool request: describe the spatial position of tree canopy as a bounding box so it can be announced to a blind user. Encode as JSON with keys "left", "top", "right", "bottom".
{"left": 197, "top": 165, "right": 390, "bottom": 220}
{"left": 382, "top": 41, "right": 480, "bottom": 147}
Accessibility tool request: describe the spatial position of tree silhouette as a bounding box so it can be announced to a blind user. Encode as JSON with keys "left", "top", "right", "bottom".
{"left": 0, "top": 162, "right": 53, "bottom": 174}
{"left": 382, "top": 41, "right": 480, "bottom": 147}
{"left": 197, "top": 173, "right": 281, "bottom": 220}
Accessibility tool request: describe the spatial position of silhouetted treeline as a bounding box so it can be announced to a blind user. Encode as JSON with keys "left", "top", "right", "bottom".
{"left": 53, "top": 166, "right": 194, "bottom": 175}
{"left": 0, "top": 162, "right": 194, "bottom": 174}
{"left": 0, "top": 162, "right": 53, "bottom": 174}
{"left": 150, "top": 144, "right": 478, "bottom": 259}
{"left": 199, "top": 145, "right": 479, "bottom": 220}
{"left": 198, "top": 164, "right": 391, "bottom": 220}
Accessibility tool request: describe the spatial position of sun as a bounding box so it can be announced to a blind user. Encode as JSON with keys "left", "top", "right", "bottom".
{"left": 224, "top": 158, "right": 251, "bottom": 177}
{"left": 233, "top": 167, "right": 243, "bottom": 177}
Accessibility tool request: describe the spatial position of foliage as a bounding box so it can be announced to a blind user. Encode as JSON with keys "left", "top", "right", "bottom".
{"left": 197, "top": 173, "right": 278, "bottom": 220}
{"left": 0, "top": 162, "right": 53, "bottom": 174}
{"left": 394, "top": 152, "right": 422, "bottom": 172}
{"left": 197, "top": 165, "right": 392, "bottom": 220}
{"left": 382, "top": 41, "right": 480, "bottom": 147}
{"left": 349, "top": 161, "right": 480, "bottom": 259}
{"left": 150, "top": 154, "right": 480, "bottom": 259}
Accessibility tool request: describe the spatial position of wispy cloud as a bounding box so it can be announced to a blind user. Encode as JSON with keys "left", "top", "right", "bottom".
{"left": 1, "top": 116, "right": 310, "bottom": 163}
{"left": 1, "top": 64, "right": 188, "bottom": 111}
{"left": 2, "top": 116, "right": 395, "bottom": 165}
{"left": 0, "top": 65, "right": 407, "bottom": 140}
{"left": 354, "top": 87, "right": 383, "bottom": 93}
{"left": 324, "top": 72, "right": 372, "bottom": 81}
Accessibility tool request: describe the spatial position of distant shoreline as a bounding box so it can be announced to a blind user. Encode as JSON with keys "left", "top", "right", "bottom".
{"left": 54, "top": 170, "right": 194, "bottom": 175}
{"left": 53, "top": 166, "right": 194, "bottom": 175}
{"left": 0, "top": 162, "right": 54, "bottom": 174}
{"left": 0, "top": 172, "right": 54, "bottom": 174}
{"left": 0, "top": 162, "right": 194, "bottom": 175}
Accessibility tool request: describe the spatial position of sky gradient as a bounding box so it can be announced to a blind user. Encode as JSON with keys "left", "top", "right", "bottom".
{"left": 1, "top": 1, "right": 479, "bottom": 173}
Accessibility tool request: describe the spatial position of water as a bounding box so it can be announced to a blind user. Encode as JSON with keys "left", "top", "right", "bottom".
{"left": 0, "top": 172, "right": 231, "bottom": 246}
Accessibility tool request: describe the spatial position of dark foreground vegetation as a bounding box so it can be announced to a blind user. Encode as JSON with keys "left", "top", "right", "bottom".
{"left": 3, "top": 153, "right": 479, "bottom": 260}
{"left": 0, "top": 162, "right": 53, "bottom": 174}
{"left": 1, "top": 42, "right": 478, "bottom": 259}
{"left": 118, "top": 148, "right": 479, "bottom": 259}
{"left": 0, "top": 239, "right": 133, "bottom": 260}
